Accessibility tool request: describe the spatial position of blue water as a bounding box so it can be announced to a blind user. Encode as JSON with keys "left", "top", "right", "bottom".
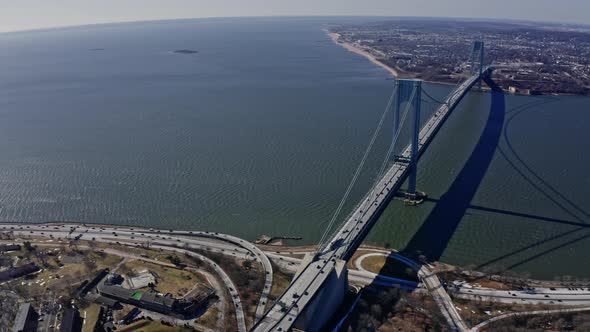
{"left": 0, "top": 17, "right": 588, "bottom": 279}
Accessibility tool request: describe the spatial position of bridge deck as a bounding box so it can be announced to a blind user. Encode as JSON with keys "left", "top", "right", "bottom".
{"left": 251, "top": 68, "right": 492, "bottom": 332}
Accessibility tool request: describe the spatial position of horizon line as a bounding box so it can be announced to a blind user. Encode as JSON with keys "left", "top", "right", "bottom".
{"left": 1, "top": 14, "right": 589, "bottom": 35}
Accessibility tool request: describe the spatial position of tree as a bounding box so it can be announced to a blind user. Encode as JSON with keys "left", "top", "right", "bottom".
{"left": 370, "top": 304, "right": 383, "bottom": 320}
{"left": 118, "top": 263, "right": 132, "bottom": 276}
{"left": 34, "top": 250, "right": 49, "bottom": 267}
{"left": 166, "top": 255, "right": 181, "bottom": 266}
{"left": 87, "top": 239, "right": 97, "bottom": 250}
{"left": 242, "top": 259, "right": 253, "bottom": 270}
{"left": 82, "top": 256, "right": 97, "bottom": 271}
{"left": 23, "top": 241, "right": 34, "bottom": 252}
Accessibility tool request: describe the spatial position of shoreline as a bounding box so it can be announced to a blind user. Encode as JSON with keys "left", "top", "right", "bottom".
{"left": 326, "top": 30, "right": 400, "bottom": 78}
{"left": 326, "top": 30, "right": 587, "bottom": 95}
{"left": 326, "top": 30, "right": 460, "bottom": 87}
{"left": 1, "top": 221, "right": 586, "bottom": 285}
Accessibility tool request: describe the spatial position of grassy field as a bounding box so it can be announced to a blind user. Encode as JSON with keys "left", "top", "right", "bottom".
{"left": 195, "top": 306, "right": 221, "bottom": 329}
{"left": 6, "top": 246, "right": 122, "bottom": 298}
{"left": 94, "top": 240, "right": 172, "bottom": 259}
{"left": 360, "top": 254, "right": 418, "bottom": 281}
{"left": 452, "top": 297, "right": 571, "bottom": 327}
{"left": 117, "top": 320, "right": 194, "bottom": 332}
{"left": 267, "top": 262, "right": 293, "bottom": 305}
{"left": 120, "top": 259, "right": 199, "bottom": 297}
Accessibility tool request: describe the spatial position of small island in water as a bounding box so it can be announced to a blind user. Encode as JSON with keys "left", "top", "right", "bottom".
{"left": 173, "top": 49, "right": 199, "bottom": 54}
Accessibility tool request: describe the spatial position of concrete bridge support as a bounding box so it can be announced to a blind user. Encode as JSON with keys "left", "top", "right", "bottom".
{"left": 407, "top": 80, "right": 422, "bottom": 197}
{"left": 293, "top": 254, "right": 348, "bottom": 331}
{"left": 470, "top": 41, "right": 485, "bottom": 90}
{"left": 393, "top": 79, "right": 424, "bottom": 203}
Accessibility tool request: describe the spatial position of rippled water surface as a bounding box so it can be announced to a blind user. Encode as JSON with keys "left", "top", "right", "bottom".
{"left": 0, "top": 18, "right": 588, "bottom": 279}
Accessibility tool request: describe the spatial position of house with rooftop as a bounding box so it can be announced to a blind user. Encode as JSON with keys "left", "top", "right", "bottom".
{"left": 96, "top": 273, "right": 213, "bottom": 318}
{"left": 12, "top": 303, "right": 37, "bottom": 332}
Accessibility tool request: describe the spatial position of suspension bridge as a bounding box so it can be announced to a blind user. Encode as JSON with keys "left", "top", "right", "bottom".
{"left": 252, "top": 41, "right": 492, "bottom": 332}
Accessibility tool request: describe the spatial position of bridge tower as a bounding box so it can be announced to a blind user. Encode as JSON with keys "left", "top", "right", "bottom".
{"left": 392, "top": 79, "right": 425, "bottom": 204}
{"left": 469, "top": 41, "right": 485, "bottom": 90}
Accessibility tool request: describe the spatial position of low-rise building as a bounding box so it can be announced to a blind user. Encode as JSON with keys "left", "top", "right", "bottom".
{"left": 96, "top": 273, "right": 213, "bottom": 318}
{"left": 60, "top": 307, "right": 82, "bottom": 332}
{"left": 0, "top": 244, "right": 21, "bottom": 252}
{"left": 0, "top": 263, "right": 40, "bottom": 282}
{"left": 126, "top": 270, "right": 156, "bottom": 289}
{"left": 12, "top": 303, "right": 37, "bottom": 332}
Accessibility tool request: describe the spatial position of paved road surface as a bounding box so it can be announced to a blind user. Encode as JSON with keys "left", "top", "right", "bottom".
{"left": 471, "top": 306, "right": 590, "bottom": 331}
{"left": 418, "top": 265, "right": 469, "bottom": 332}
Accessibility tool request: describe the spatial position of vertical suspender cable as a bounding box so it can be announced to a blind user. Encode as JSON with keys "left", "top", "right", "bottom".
{"left": 315, "top": 87, "right": 397, "bottom": 253}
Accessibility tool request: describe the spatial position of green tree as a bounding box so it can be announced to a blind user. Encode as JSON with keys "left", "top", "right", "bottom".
{"left": 23, "top": 241, "right": 34, "bottom": 252}
{"left": 166, "top": 255, "right": 181, "bottom": 266}
{"left": 242, "top": 259, "right": 253, "bottom": 270}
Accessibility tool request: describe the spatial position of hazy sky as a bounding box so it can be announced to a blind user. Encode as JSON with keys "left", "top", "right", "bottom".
{"left": 1, "top": 0, "right": 589, "bottom": 32}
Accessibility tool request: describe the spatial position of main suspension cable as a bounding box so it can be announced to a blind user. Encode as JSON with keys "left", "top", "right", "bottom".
{"left": 422, "top": 88, "right": 447, "bottom": 105}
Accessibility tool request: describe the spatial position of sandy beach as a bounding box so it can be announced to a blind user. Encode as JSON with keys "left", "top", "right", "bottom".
{"left": 326, "top": 30, "right": 400, "bottom": 78}
{"left": 326, "top": 30, "right": 465, "bottom": 87}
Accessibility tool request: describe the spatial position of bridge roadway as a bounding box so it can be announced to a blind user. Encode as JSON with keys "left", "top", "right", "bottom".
{"left": 251, "top": 68, "right": 493, "bottom": 332}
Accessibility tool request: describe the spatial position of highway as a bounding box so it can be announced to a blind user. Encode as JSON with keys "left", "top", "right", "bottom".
{"left": 351, "top": 251, "right": 590, "bottom": 306}
{"left": 4, "top": 222, "right": 590, "bottom": 332}
{"left": 471, "top": 306, "right": 590, "bottom": 332}
{"left": 419, "top": 265, "right": 469, "bottom": 331}
{"left": 451, "top": 284, "right": 590, "bottom": 306}
{"left": 266, "top": 249, "right": 590, "bottom": 332}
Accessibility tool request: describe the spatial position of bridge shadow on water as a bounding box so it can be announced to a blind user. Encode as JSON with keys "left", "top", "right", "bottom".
{"left": 397, "top": 78, "right": 590, "bottom": 274}
{"left": 334, "top": 79, "right": 590, "bottom": 330}
{"left": 475, "top": 92, "right": 590, "bottom": 272}
{"left": 399, "top": 77, "right": 506, "bottom": 264}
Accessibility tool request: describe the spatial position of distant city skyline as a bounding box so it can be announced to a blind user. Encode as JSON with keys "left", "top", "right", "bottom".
{"left": 0, "top": 0, "right": 589, "bottom": 33}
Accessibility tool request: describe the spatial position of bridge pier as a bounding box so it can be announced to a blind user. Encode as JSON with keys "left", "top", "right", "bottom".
{"left": 394, "top": 79, "right": 427, "bottom": 205}
{"left": 407, "top": 80, "right": 421, "bottom": 197}
{"left": 470, "top": 41, "right": 485, "bottom": 91}
{"left": 292, "top": 254, "right": 348, "bottom": 331}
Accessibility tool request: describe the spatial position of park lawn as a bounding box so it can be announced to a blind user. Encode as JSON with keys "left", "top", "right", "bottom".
{"left": 267, "top": 263, "right": 293, "bottom": 306}
{"left": 122, "top": 259, "right": 198, "bottom": 297}
{"left": 23, "top": 262, "right": 87, "bottom": 295}
{"left": 94, "top": 252, "right": 124, "bottom": 269}
{"left": 117, "top": 320, "right": 193, "bottom": 332}
{"left": 195, "top": 305, "right": 220, "bottom": 329}
{"left": 93, "top": 241, "right": 173, "bottom": 261}
{"left": 361, "top": 255, "right": 418, "bottom": 281}
{"left": 54, "top": 262, "right": 88, "bottom": 278}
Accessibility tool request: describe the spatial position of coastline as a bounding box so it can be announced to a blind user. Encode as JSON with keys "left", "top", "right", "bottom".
{"left": 326, "top": 30, "right": 459, "bottom": 87}
{"left": 326, "top": 30, "right": 400, "bottom": 78}
{"left": 1, "top": 221, "right": 582, "bottom": 284}
{"left": 326, "top": 30, "right": 587, "bottom": 95}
